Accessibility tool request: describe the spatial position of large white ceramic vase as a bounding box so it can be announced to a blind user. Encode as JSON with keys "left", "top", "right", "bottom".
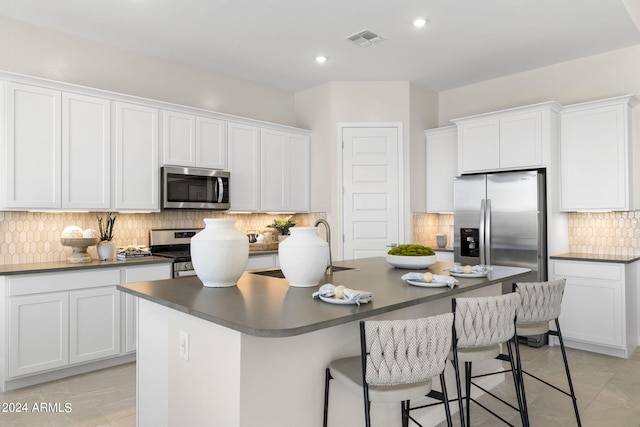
{"left": 191, "top": 218, "right": 249, "bottom": 287}
{"left": 278, "top": 227, "right": 329, "bottom": 287}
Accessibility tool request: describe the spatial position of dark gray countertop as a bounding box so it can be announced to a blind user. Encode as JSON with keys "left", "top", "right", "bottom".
{"left": 551, "top": 252, "right": 640, "bottom": 264}
{"left": 117, "top": 257, "right": 530, "bottom": 338}
{"left": 0, "top": 256, "right": 173, "bottom": 276}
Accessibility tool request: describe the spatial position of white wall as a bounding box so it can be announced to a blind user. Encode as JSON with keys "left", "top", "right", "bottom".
{"left": 0, "top": 16, "right": 296, "bottom": 126}
{"left": 295, "top": 81, "right": 438, "bottom": 255}
{"left": 438, "top": 44, "right": 640, "bottom": 124}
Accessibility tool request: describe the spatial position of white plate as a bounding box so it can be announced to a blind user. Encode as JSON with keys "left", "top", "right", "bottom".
{"left": 448, "top": 272, "right": 488, "bottom": 278}
{"left": 406, "top": 279, "right": 453, "bottom": 288}
{"left": 319, "top": 295, "right": 368, "bottom": 305}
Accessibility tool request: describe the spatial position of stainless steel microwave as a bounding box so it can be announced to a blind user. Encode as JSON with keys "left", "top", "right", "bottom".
{"left": 161, "top": 166, "right": 230, "bottom": 210}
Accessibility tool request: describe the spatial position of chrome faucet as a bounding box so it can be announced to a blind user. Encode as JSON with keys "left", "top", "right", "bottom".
{"left": 314, "top": 219, "right": 333, "bottom": 274}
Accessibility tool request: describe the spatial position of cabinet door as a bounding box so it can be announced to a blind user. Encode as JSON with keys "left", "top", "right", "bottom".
{"left": 196, "top": 117, "right": 227, "bottom": 169}
{"left": 69, "top": 287, "right": 121, "bottom": 364}
{"left": 426, "top": 127, "right": 457, "bottom": 212}
{"left": 560, "top": 102, "right": 630, "bottom": 211}
{"left": 500, "top": 111, "right": 542, "bottom": 169}
{"left": 4, "top": 82, "right": 61, "bottom": 209}
{"left": 9, "top": 293, "right": 69, "bottom": 377}
{"left": 245, "top": 254, "right": 277, "bottom": 271}
{"left": 228, "top": 122, "right": 260, "bottom": 211}
{"left": 62, "top": 93, "right": 111, "bottom": 210}
{"left": 162, "top": 110, "right": 195, "bottom": 166}
{"left": 458, "top": 118, "right": 499, "bottom": 174}
{"left": 260, "top": 129, "right": 309, "bottom": 212}
{"left": 114, "top": 102, "right": 160, "bottom": 211}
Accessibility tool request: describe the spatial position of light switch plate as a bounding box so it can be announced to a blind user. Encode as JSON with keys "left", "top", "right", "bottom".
{"left": 179, "top": 331, "right": 189, "bottom": 361}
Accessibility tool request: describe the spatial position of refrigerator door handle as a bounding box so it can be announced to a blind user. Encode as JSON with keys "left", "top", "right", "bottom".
{"left": 479, "top": 199, "right": 486, "bottom": 265}
{"left": 485, "top": 199, "right": 492, "bottom": 266}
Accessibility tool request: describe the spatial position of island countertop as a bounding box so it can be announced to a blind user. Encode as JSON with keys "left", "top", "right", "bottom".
{"left": 117, "top": 257, "right": 530, "bottom": 337}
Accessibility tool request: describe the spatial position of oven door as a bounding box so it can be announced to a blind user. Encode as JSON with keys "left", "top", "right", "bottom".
{"left": 162, "top": 166, "right": 230, "bottom": 210}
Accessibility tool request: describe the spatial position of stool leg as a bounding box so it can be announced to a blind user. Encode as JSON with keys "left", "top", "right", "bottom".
{"left": 465, "top": 361, "right": 472, "bottom": 427}
{"left": 323, "top": 368, "right": 332, "bottom": 427}
{"left": 555, "top": 319, "right": 582, "bottom": 427}
{"left": 440, "top": 372, "right": 453, "bottom": 427}
{"left": 451, "top": 353, "right": 466, "bottom": 427}
{"left": 507, "top": 339, "right": 529, "bottom": 427}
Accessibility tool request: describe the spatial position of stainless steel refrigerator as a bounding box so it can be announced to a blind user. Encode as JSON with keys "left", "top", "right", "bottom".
{"left": 453, "top": 169, "right": 547, "bottom": 293}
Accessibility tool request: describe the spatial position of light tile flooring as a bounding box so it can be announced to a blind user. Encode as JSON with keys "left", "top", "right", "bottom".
{"left": 0, "top": 344, "right": 638, "bottom": 426}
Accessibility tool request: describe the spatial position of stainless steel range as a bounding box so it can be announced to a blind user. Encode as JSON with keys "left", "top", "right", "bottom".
{"left": 149, "top": 228, "right": 202, "bottom": 278}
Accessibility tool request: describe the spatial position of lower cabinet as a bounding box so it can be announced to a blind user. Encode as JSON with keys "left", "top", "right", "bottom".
{"left": 3, "top": 263, "right": 171, "bottom": 386}
{"left": 245, "top": 253, "right": 279, "bottom": 271}
{"left": 550, "top": 259, "right": 638, "bottom": 358}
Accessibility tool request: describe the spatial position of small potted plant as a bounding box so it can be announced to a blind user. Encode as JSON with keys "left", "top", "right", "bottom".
{"left": 96, "top": 213, "right": 117, "bottom": 261}
{"left": 267, "top": 215, "right": 296, "bottom": 241}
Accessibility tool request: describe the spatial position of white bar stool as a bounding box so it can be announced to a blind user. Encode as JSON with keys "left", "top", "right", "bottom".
{"left": 451, "top": 293, "right": 529, "bottom": 427}
{"left": 323, "top": 314, "right": 454, "bottom": 427}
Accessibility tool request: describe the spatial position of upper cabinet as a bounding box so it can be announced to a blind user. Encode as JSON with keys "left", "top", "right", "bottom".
{"left": 162, "top": 110, "right": 227, "bottom": 170}
{"left": 453, "top": 102, "right": 560, "bottom": 175}
{"left": 560, "top": 95, "right": 638, "bottom": 211}
{"left": 113, "top": 102, "right": 160, "bottom": 211}
{"left": 1, "top": 83, "right": 110, "bottom": 211}
{"left": 260, "top": 128, "right": 309, "bottom": 212}
{"left": 425, "top": 126, "right": 457, "bottom": 213}
{"left": 228, "top": 123, "right": 310, "bottom": 213}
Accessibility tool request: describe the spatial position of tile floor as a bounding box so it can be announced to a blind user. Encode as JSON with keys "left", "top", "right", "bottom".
{"left": 0, "top": 344, "right": 638, "bottom": 426}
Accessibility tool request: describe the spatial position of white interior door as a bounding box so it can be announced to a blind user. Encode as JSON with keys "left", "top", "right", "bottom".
{"left": 341, "top": 126, "right": 400, "bottom": 259}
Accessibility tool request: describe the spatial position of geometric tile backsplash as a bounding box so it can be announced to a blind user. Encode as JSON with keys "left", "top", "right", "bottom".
{"left": 1, "top": 210, "right": 637, "bottom": 265}
{"left": 0, "top": 210, "right": 324, "bottom": 265}
{"left": 413, "top": 211, "right": 640, "bottom": 257}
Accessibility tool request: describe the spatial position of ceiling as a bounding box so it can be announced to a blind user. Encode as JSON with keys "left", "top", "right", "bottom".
{"left": 1, "top": 0, "right": 640, "bottom": 93}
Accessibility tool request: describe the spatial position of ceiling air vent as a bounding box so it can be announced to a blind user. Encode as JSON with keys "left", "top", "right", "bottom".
{"left": 345, "top": 29, "right": 385, "bottom": 47}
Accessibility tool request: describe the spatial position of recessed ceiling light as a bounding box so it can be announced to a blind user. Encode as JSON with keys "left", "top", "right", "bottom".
{"left": 315, "top": 55, "right": 327, "bottom": 64}
{"left": 413, "top": 17, "right": 427, "bottom": 28}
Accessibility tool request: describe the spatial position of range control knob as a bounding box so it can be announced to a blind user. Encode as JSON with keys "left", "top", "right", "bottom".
{"left": 184, "top": 263, "right": 192, "bottom": 271}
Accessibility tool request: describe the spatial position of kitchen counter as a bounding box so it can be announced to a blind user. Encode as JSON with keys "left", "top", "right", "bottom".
{"left": 122, "top": 257, "right": 530, "bottom": 426}
{"left": 551, "top": 252, "right": 640, "bottom": 264}
{"left": 118, "top": 257, "right": 529, "bottom": 337}
{"left": 0, "top": 256, "right": 173, "bottom": 276}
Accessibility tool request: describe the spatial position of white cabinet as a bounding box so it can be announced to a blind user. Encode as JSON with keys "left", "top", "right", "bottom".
{"left": 550, "top": 259, "right": 638, "bottom": 358}
{"left": 246, "top": 253, "right": 279, "bottom": 271}
{"left": 122, "top": 264, "right": 172, "bottom": 353}
{"left": 8, "top": 293, "right": 69, "bottom": 377}
{"left": 228, "top": 122, "right": 261, "bottom": 211}
{"left": 162, "top": 110, "right": 227, "bottom": 170}
{"left": 434, "top": 251, "right": 454, "bottom": 263}
{"left": 62, "top": 92, "right": 111, "bottom": 210}
{"left": 425, "top": 126, "right": 457, "bottom": 212}
{"left": 69, "top": 287, "right": 121, "bottom": 364}
{"left": 1, "top": 83, "right": 111, "bottom": 210}
{"left": 228, "top": 123, "right": 310, "bottom": 213}
{"left": 560, "top": 95, "right": 638, "bottom": 211}
{"left": 3, "top": 263, "right": 171, "bottom": 386}
{"left": 260, "top": 128, "right": 310, "bottom": 212}
{"left": 3, "top": 82, "right": 61, "bottom": 209}
{"left": 454, "top": 102, "right": 560, "bottom": 175}
{"left": 113, "top": 102, "right": 160, "bottom": 211}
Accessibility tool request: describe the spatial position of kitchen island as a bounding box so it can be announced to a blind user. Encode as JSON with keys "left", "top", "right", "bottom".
{"left": 118, "top": 257, "right": 530, "bottom": 427}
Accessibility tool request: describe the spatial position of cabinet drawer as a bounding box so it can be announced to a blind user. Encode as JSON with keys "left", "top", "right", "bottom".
{"left": 553, "top": 261, "right": 623, "bottom": 281}
{"left": 8, "top": 269, "right": 121, "bottom": 296}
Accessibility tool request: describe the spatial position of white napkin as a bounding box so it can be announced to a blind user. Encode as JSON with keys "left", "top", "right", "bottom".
{"left": 401, "top": 272, "right": 457, "bottom": 287}
{"left": 312, "top": 283, "right": 373, "bottom": 305}
{"left": 444, "top": 265, "right": 492, "bottom": 275}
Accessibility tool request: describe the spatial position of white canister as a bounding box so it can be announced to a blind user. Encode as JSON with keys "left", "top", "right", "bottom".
{"left": 191, "top": 218, "right": 249, "bottom": 287}
{"left": 278, "top": 227, "right": 329, "bottom": 287}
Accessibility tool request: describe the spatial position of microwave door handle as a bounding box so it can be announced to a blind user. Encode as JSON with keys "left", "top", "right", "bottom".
{"left": 217, "top": 177, "right": 224, "bottom": 203}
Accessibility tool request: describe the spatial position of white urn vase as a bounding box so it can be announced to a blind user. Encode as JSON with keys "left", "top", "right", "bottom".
{"left": 191, "top": 218, "right": 249, "bottom": 287}
{"left": 278, "top": 227, "right": 329, "bottom": 287}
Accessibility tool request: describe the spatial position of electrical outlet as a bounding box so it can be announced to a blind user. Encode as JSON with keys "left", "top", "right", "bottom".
{"left": 179, "top": 331, "right": 189, "bottom": 361}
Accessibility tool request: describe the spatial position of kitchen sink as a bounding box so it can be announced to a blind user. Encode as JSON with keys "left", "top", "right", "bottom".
{"left": 250, "top": 266, "right": 355, "bottom": 279}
